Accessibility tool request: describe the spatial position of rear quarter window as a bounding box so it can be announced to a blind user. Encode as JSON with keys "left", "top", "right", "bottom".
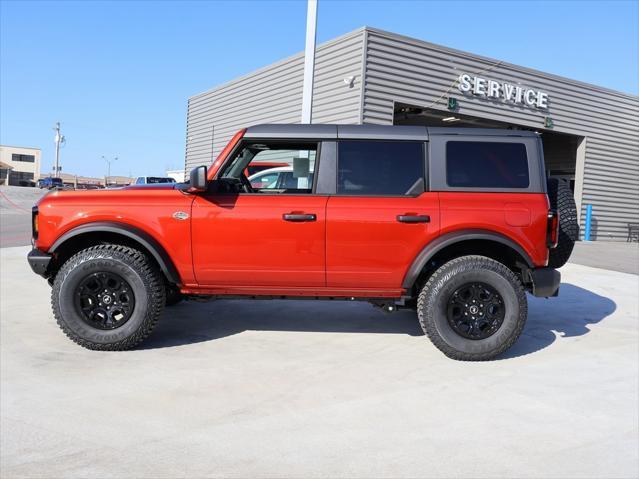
{"left": 446, "top": 141, "right": 529, "bottom": 188}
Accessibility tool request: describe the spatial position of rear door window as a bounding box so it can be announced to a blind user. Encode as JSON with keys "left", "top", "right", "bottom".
{"left": 446, "top": 141, "right": 529, "bottom": 188}
{"left": 337, "top": 141, "right": 424, "bottom": 195}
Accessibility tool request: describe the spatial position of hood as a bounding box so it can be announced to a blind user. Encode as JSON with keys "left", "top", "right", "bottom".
{"left": 36, "top": 183, "right": 183, "bottom": 207}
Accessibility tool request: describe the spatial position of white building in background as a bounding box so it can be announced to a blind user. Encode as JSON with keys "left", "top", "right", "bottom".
{"left": 166, "top": 169, "right": 186, "bottom": 183}
{"left": 0, "top": 145, "right": 41, "bottom": 186}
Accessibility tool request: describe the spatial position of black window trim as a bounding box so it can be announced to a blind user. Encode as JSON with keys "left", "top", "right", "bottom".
{"left": 334, "top": 139, "right": 428, "bottom": 198}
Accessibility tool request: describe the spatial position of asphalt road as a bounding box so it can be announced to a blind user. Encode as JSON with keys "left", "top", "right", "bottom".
{"left": 568, "top": 240, "right": 639, "bottom": 275}
{"left": 0, "top": 186, "right": 45, "bottom": 248}
{"left": 0, "top": 213, "right": 32, "bottom": 248}
{"left": 1, "top": 245, "right": 637, "bottom": 478}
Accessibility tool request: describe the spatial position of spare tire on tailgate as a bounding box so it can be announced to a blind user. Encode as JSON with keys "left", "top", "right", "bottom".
{"left": 546, "top": 178, "right": 579, "bottom": 268}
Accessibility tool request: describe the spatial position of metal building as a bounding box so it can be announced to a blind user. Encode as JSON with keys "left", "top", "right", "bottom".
{"left": 185, "top": 27, "right": 639, "bottom": 241}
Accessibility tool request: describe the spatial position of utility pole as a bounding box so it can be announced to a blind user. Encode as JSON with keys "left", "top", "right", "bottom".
{"left": 103, "top": 155, "right": 118, "bottom": 186}
{"left": 53, "top": 122, "right": 65, "bottom": 177}
{"left": 301, "top": 0, "right": 318, "bottom": 124}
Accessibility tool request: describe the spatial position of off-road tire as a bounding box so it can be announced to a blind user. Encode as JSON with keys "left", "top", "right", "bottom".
{"left": 52, "top": 244, "right": 165, "bottom": 350}
{"left": 165, "top": 283, "right": 184, "bottom": 306}
{"left": 547, "top": 178, "right": 578, "bottom": 268}
{"left": 417, "top": 255, "right": 527, "bottom": 361}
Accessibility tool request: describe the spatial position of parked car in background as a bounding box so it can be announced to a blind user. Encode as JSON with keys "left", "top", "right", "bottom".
{"left": 248, "top": 166, "right": 316, "bottom": 190}
{"left": 37, "top": 177, "right": 64, "bottom": 189}
{"left": 134, "top": 176, "right": 176, "bottom": 185}
{"left": 244, "top": 161, "right": 288, "bottom": 177}
{"left": 248, "top": 166, "right": 294, "bottom": 189}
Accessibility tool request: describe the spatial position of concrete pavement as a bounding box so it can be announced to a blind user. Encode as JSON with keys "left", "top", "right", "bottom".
{"left": 1, "top": 245, "right": 638, "bottom": 478}
{"left": 570, "top": 240, "right": 638, "bottom": 275}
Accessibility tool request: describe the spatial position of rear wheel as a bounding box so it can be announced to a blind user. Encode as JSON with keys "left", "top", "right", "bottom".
{"left": 52, "top": 244, "right": 165, "bottom": 350}
{"left": 417, "top": 255, "right": 527, "bottom": 361}
{"left": 547, "top": 178, "right": 578, "bottom": 268}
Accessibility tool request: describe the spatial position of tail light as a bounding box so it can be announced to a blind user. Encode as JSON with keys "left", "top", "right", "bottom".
{"left": 32, "top": 206, "right": 39, "bottom": 240}
{"left": 547, "top": 210, "right": 559, "bottom": 248}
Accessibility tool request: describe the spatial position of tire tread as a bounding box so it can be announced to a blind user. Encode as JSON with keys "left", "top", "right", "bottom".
{"left": 417, "top": 255, "right": 527, "bottom": 361}
{"left": 547, "top": 178, "right": 579, "bottom": 268}
{"left": 51, "top": 244, "right": 165, "bottom": 351}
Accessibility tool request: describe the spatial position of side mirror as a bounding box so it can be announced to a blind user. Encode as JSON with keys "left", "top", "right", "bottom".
{"left": 188, "top": 165, "right": 208, "bottom": 192}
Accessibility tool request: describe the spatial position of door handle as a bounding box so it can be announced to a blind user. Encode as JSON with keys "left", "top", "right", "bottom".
{"left": 283, "top": 213, "right": 317, "bottom": 222}
{"left": 397, "top": 214, "right": 430, "bottom": 223}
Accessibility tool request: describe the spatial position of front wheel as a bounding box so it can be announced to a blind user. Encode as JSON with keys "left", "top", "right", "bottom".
{"left": 165, "top": 283, "right": 184, "bottom": 306}
{"left": 417, "top": 255, "right": 527, "bottom": 361}
{"left": 52, "top": 244, "right": 166, "bottom": 350}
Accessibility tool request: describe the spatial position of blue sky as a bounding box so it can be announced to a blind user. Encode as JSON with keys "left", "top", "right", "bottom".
{"left": 1, "top": 0, "right": 637, "bottom": 178}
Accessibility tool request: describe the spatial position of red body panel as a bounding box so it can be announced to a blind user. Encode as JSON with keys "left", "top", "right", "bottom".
{"left": 191, "top": 194, "right": 328, "bottom": 287}
{"left": 35, "top": 187, "right": 197, "bottom": 285}
{"left": 326, "top": 194, "right": 441, "bottom": 289}
{"left": 438, "top": 192, "right": 550, "bottom": 267}
{"left": 180, "top": 286, "right": 404, "bottom": 298}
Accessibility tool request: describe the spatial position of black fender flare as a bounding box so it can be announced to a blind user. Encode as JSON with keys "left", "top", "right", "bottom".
{"left": 50, "top": 222, "right": 181, "bottom": 285}
{"left": 402, "top": 229, "right": 534, "bottom": 289}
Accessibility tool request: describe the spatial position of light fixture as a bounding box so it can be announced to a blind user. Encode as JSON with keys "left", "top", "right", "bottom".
{"left": 442, "top": 116, "right": 460, "bottom": 122}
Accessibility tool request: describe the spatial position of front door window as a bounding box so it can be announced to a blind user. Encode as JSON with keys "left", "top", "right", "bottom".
{"left": 221, "top": 142, "right": 317, "bottom": 194}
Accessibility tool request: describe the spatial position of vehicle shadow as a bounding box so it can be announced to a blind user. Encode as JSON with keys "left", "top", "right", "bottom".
{"left": 499, "top": 283, "right": 616, "bottom": 359}
{"left": 141, "top": 283, "right": 616, "bottom": 358}
{"left": 141, "top": 299, "right": 424, "bottom": 350}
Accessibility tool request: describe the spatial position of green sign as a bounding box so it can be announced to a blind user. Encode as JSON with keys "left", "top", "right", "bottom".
{"left": 447, "top": 97, "right": 458, "bottom": 111}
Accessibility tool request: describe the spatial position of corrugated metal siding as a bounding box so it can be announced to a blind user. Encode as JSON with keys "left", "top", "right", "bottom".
{"left": 185, "top": 29, "right": 364, "bottom": 172}
{"left": 361, "top": 28, "right": 639, "bottom": 241}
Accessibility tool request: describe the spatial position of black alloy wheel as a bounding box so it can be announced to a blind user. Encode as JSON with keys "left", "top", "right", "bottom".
{"left": 74, "top": 272, "right": 136, "bottom": 330}
{"left": 446, "top": 282, "right": 505, "bottom": 340}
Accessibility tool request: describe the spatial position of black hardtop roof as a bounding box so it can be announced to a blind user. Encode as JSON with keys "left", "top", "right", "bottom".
{"left": 244, "top": 124, "right": 539, "bottom": 141}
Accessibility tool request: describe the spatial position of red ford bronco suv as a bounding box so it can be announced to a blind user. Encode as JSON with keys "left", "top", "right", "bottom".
{"left": 27, "top": 125, "right": 578, "bottom": 360}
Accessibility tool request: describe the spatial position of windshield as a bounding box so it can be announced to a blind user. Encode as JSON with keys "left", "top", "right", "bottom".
{"left": 146, "top": 177, "right": 175, "bottom": 184}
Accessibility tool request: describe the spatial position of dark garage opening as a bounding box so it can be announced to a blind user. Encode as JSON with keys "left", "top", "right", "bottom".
{"left": 394, "top": 103, "right": 582, "bottom": 194}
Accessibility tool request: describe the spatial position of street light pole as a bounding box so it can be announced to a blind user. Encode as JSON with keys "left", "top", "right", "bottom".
{"left": 301, "top": 0, "right": 318, "bottom": 124}
{"left": 53, "top": 122, "right": 65, "bottom": 177}
{"left": 104, "top": 155, "right": 118, "bottom": 186}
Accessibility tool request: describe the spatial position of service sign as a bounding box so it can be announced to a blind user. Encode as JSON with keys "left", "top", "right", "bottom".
{"left": 457, "top": 73, "right": 549, "bottom": 109}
